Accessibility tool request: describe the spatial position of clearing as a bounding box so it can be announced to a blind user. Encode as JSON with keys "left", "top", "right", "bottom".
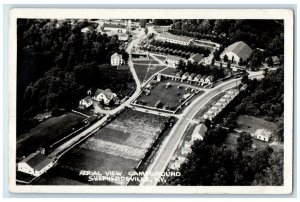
{"left": 133, "top": 64, "right": 167, "bottom": 83}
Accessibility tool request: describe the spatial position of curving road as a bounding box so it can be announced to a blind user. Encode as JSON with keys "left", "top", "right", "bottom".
{"left": 139, "top": 71, "right": 264, "bottom": 186}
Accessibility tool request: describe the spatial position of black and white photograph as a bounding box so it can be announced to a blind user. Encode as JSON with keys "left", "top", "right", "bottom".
{"left": 8, "top": 9, "right": 293, "bottom": 194}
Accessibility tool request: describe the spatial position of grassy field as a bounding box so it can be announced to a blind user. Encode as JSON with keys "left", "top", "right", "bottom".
{"left": 132, "top": 59, "right": 160, "bottom": 64}
{"left": 133, "top": 64, "right": 167, "bottom": 83}
{"left": 160, "top": 67, "right": 178, "bottom": 76}
{"left": 152, "top": 55, "right": 167, "bottom": 63}
{"left": 236, "top": 115, "right": 278, "bottom": 134}
{"left": 17, "top": 112, "right": 85, "bottom": 157}
{"left": 53, "top": 109, "right": 169, "bottom": 186}
{"left": 137, "top": 80, "right": 199, "bottom": 110}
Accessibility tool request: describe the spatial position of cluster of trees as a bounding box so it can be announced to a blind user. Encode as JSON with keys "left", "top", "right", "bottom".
{"left": 169, "top": 19, "right": 284, "bottom": 57}
{"left": 141, "top": 45, "right": 192, "bottom": 59}
{"left": 17, "top": 19, "right": 134, "bottom": 134}
{"left": 165, "top": 125, "right": 283, "bottom": 186}
{"left": 149, "top": 40, "right": 211, "bottom": 57}
{"left": 176, "top": 60, "right": 225, "bottom": 80}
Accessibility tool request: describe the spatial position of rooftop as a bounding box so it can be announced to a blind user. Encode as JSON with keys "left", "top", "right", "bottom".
{"left": 158, "top": 32, "right": 192, "bottom": 43}
{"left": 20, "top": 152, "right": 53, "bottom": 171}
{"left": 221, "top": 41, "right": 253, "bottom": 61}
{"left": 103, "top": 23, "right": 127, "bottom": 29}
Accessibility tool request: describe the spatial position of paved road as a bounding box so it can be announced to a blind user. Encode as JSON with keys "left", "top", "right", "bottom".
{"left": 139, "top": 71, "right": 264, "bottom": 186}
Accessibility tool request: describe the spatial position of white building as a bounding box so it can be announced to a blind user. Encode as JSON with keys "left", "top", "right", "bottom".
{"left": 17, "top": 152, "right": 55, "bottom": 177}
{"left": 79, "top": 96, "right": 93, "bottom": 108}
{"left": 194, "top": 74, "right": 202, "bottom": 82}
{"left": 188, "top": 53, "right": 204, "bottom": 64}
{"left": 205, "top": 75, "right": 215, "bottom": 84}
{"left": 157, "top": 32, "right": 193, "bottom": 46}
{"left": 181, "top": 72, "right": 190, "bottom": 81}
{"left": 253, "top": 129, "right": 272, "bottom": 142}
{"left": 93, "top": 88, "right": 118, "bottom": 105}
{"left": 191, "top": 123, "right": 207, "bottom": 142}
{"left": 166, "top": 55, "right": 183, "bottom": 68}
{"left": 103, "top": 23, "right": 127, "bottom": 33}
{"left": 119, "top": 33, "right": 129, "bottom": 41}
{"left": 220, "top": 41, "right": 253, "bottom": 64}
{"left": 111, "top": 52, "right": 124, "bottom": 66}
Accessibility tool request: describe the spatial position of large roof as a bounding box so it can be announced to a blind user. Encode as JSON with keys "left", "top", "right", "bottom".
{"left": 192, "top": 123, "right": 207, "bottom": 139}
{"left": 94, "top": 88, "right": 116, "bottom": 100}
{"left": 221, "top": 41, "right": 253, "bottom": 61}
{"left": 103, "top": 23, "right": 126, "bottom": 29}
{"left": 189, "top": 53, "right": 204, "bottom": 62}
{"left": 158, "top": 32, "right": 192, "bottom": 43}
{"left": 20, "top": 152, "right": 53, "bottom": 171}
{"left": 82, "top": 96, "right": 92, "bottom": 103}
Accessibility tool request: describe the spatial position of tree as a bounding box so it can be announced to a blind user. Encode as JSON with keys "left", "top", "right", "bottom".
{"left": 266, "top": 57, "right": 273, "bottom": 67}
{"left": 211, "top": 57, "right": 215, "bottom": 66}
{"left": 144, "top": 27, "right": 148, "bottom": 35}
{"left": 241, "top": 74, "right": 249, "bottom": 84}
{"left": 139, "top": 19, "right": 147, "bottom": 28}
{"left": 237, "top": 132, "right": 253, "bottom": 151}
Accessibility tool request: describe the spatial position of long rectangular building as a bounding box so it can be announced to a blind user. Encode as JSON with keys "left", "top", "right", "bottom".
{"left": 157, "top": 32, "right": 193, "bottom": 46}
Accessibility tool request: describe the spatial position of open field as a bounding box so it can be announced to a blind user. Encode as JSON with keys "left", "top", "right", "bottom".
{"left": 160, "top": 67, "right": 177, "bottom": 76}
{"left": 52, "top": 109, "right": 169, "bottom": 185}
{"left": 136, "top": 80, "right": 202, "bottom": 110}
{"left": 133, "top": 64, "right": 167, "bottom": 83}
{"left": 132, "top": 59, "right": 160, "bottom": 64}
{"left": 17, "top": 112, "right": 85, "bottom": 157}
{"left": 152, "top": 55, "right": 167, "bottom": 63}
{"left": 236, "top": 115, "right": 278, "bottom": 134}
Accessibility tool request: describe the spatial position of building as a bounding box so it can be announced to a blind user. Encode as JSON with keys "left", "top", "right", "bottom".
{"left": 181, "top": 72, "right": 190, "bottom": 80}
{"left": 240, "top": 84, "right": 248, "bottom": 91}
{"left": 265, "top": 56, "right": 280, "bottom": 66}
{"left": 79, "top": 96, "right": 93, "bottom": 108}
{"left": 181, "top": 147, "right": 192, "bottom": 155}
{"left": 93, "top": 88, "right": 118, "bottom": 105}
{"left": 111, "top": 52, "right": 124, "bottom": 66}
{"left": 17, "top": 152, "right": 55, "bottom": 177}
{"left": 166, "top": 55, "right": 183, "bottom": 67}
{"left": 253, "top": 129, "right": 272, "bottom": 142}
{"left": 194, "top": 74, "right": 202, "bottom": 82}
{"left": 200, "top": 75, "right": 207, "bottom": 84}
{"left": 191, "top": 123, "right": 207, "bottom": 142}
{"left": 157, "top": 32, "right": 193, "bottom": 46}
{"left": 103, "top": 23, "right": 127, "bottom": 33}
{"left": 170, "top": 157, "right": 186, "bottom": 170}
{"left": 220, "top": 41, "right": 253, "bottom": 64}
{"left": 188, "top": 53, "right": 204, "bottom": 64}
{"left": 188, "top": 73, "right": 196, "bottom": 81}
{"left": 119, "top": 33, "right": 129, "bottom": 41}
{"left": 182, "top": 93, "right": 191, "bottom": 100}
{"left": 205, "top": 75, "right": 215, "bottom": 84}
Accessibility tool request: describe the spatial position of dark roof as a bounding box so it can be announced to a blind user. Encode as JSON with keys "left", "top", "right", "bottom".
{"left": 94, "top": 88, "right": 116, "bottom": 100}
{"left": 20, "top": 152, "right": 53, "bottom": 171}
{"left": 189, "top": 53, "right": 204, "bottom": 62}
{"left": 82, "top": 96, "right": 92, "bottom": 103}
{"left": 103, "top": 23, "right": 126, "bottom": 29}
{"left": 221, "top": 41, "right": 253, "bottom": 61}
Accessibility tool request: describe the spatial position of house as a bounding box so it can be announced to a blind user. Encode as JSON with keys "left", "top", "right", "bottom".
{"left": 157, "top": 32, "right": 193, "bottom": 46}
{"left": 181, "top": 147, "right": 192, "bottom": 155}
{"left": 253, "top": 129, "right": 272, "bottom": 142}
{"left": 188, "top": 73, "right": 196, "bottom": 81}
{"left": 181, "top": 72, "right": 190, "bottom": 81}
{"left": 176, "top": 71, "right": 184, "bottom": 77}
{"left": 166, "top": 55, "right": 183, "bottom": 67}
{"left": 200, "top": 75, "right": 207, "bottom": 84}
{"left": 17, "top": 152, "right": 55, "bottom": 177}
{"left": 119, "top": 33, "right": 129, "bottom": 41}
{"left": 203, "top": 112, "right": 213, "bottom": 121}
{"left": 240, "top": 84, "right": 248, "bottom": 91}
{"left": 182, "top": 93, "right": 191, "bottom": 100}
{"left": 220, "top": 41, "right": 253, "bottom": 64}
{"left": 81, "top": 27, "right": 90, "bottom": 33}
{"left": 111, "top": 52, "right": 124, "bottom": 66}
{"left": 188, "top": 53, "right": 204, "bottom": 64}
{"left": 265, "top": 56, "right": 280, "bottom": 66}
{"left": 170, "top": 157, "right": 186, "bottom": 170}
{"left": 79, "top": 96, "right": 93, "bottom": 108}
{"left": 205, "top": 75, "right": 215, "bottom": 84}
{"left": 93, "top": 88, "right": 118, "bottom": 105}
{"left": 194, "top": 74, "right": 202, "bottom": 82}
{"left": 191, "top": 123, "right": 207, "bottom": 142}
{"left": 184, "top": 141, "right": 193, "bottom": 148}
{"left": 103, "top": 23, "right": 127, "bottom": 33}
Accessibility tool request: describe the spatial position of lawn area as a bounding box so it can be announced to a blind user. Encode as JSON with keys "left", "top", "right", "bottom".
{"left": 54, "top": 109, "right": 169, "bottom": 186}
{"left": 136, "top": 80, "right": 201, "bottom": 111}
{"left": 132, "top": 59, "right": 160, "bottom": 64}
{"left": 152, "top": 54, "right": 167, "bottom": 63}
{"left": 159, "top": 67, "right": 178, "bottom": 76}
{"left": 17, "top": 112, "right": 85, "bottom": 157}
{"left": 193, "top": 92, "right": 226, "bottom": 120}
{"left": 133, "top": 64, "right": 167, "bottom": 83}
{"left": 236, "top": 115, "right": 278, "bottom": 134}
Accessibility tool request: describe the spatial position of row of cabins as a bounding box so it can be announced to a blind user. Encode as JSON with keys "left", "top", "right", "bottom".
{"left": 170, "top": 123, "right": 207, "bottom": 170}
{"left": 171, "top": 71, "right": 215, "bottom": 85}
{"left": 203, "top": 89, "right": 240, "bottom": 121}
{"left": 79, "top": 88, "right": 118, "bottom": 108}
